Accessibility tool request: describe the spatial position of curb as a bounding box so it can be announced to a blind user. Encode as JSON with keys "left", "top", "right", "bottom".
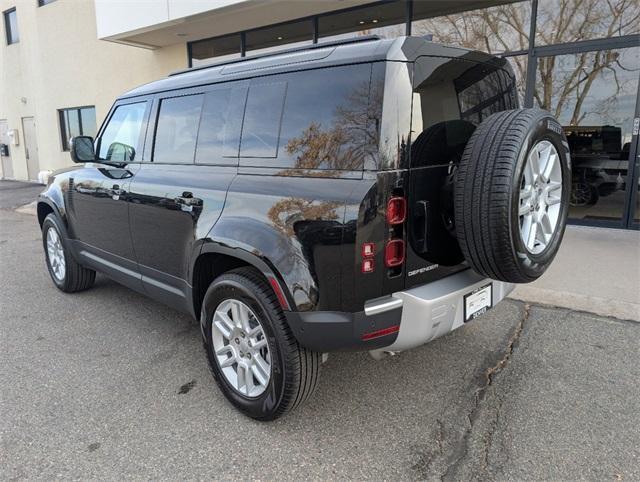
{"left": 509, "top": 285, "right": 640, "bottom": 322}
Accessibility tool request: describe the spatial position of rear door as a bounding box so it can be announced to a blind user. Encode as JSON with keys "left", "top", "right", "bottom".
{"left": 127, "top": 82, "right": 247, "bottom": 310}
{"left": 405, "top": 55, "right": 518, "bottom": 289}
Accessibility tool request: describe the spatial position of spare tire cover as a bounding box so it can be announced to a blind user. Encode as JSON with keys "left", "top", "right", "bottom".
{"left": 454, "top": 109, "right": 571, "bottom": 283}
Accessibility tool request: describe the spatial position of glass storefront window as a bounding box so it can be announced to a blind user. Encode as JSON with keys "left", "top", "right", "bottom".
{"left": 536, "top": 0, "right": 640, "bottom": 46}
{"left": 412, "top": 1, "right": 531, "bottom": 54}
{"left": 318, "top": 1, "right": 406, "bottom": 41}
{"left": 504, "top": 54, "right": 528, "bottom": 105}
{"left": 534, "top": 47, "right": 640, "bottom": 223}
{"left": 190, "top": 34, "right": 241, "bottom": 67}
{"left": 245, "top": 19, "right": 313, "bottom": 55}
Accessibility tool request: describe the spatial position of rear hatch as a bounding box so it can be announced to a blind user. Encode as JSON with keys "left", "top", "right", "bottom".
{"left": 404, "top": 55, "right": 518, "bottom": 289}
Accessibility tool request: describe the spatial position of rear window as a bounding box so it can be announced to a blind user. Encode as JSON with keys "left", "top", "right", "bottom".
{"left": 411, "top": 57, "right": 517, "bottom": 167}
{"left": 454, "top": 65, "right": 517, "bottom": 125}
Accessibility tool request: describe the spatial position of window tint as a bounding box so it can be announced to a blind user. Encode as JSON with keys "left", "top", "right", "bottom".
{"left": 240, "top": 82, "right": 287, "bottom": 158}
{"left": 98, "top": 102, "right": 148, "bottom": 162}
{"left": 240, "top": 64, "right": 374, "bottom": 170}
{"left": 154, "top": 94, "right": 203, "bottom": 164}
{"left": 195, "top": 85, "right": 247, "bottom": 164}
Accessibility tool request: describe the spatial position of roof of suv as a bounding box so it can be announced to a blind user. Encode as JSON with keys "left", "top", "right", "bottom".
{"left": 120, "top": 36, "right": 502, "bottom": 99}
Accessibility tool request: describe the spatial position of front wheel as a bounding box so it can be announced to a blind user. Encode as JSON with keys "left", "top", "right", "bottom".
{"left": 42, "top": 214, "right": 96, "bottom": 292}
{"left": 202, "top": 267, "right": 321, "bottom": 421}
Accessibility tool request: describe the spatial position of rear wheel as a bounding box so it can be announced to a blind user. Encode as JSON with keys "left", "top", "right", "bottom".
{"left": 454, "top": 109, "right": 571, "bottom": 283}
{"left": 42, "top": 214, "right": 96, "bottom": 292}
{"left": 202, "top": 267, "right": 321, "bottom": 420}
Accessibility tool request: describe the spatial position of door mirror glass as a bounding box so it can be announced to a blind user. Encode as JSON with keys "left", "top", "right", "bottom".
{"left": 70, "top": 136, "right": 95, "bottom": 163}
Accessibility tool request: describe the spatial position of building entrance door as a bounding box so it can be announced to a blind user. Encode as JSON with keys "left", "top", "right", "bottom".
{"left": 0, "top": 119, "right": 14, "bottom": 179}
{"left": 21, "top": 117, "right": 40, "bottom": 181}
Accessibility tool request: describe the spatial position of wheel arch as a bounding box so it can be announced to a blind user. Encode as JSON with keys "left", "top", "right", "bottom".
{"left": 192, "top": 244, "right": 293, "bottom": 330}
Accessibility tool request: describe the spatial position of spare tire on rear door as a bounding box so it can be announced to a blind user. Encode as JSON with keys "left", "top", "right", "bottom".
{"left": 454, "top": 109, "right": 571, "bottom": 283}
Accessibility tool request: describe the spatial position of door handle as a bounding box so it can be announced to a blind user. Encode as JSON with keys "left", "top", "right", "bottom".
{"left": 174, "top": 192, "right": 203, "bottom": 212}
{"left": 110, "top": 184, "right": 125, "bottom": 201}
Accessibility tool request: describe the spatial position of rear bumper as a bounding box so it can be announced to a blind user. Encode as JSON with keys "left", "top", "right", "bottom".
{"left": 286, "top": 269, "right": 514, "bottom": 353}
{"left": 369, "top": 269, "right": 514, "bottom": 354}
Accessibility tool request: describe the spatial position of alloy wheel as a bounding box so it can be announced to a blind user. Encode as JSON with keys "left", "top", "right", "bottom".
{"left": 211, "top": 299, "right": 271, "bottom": 397}
{"left": 46, "top": 227, "right": 66, "bottom": 281}
{"left": 518, "top": 140, "right": 563, "bottom": 255}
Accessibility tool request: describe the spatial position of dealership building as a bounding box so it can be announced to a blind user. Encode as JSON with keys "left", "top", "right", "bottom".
{"left": 1, "top": 0, "right": 638, "bottom": 229}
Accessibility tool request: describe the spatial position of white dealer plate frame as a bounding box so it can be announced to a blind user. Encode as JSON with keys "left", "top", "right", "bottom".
{"left": 464, "top": 283, "right": 492, "bottom": 322}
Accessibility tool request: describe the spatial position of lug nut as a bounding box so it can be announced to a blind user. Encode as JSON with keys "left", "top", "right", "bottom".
{"left": 241, "top": 332, "right": 245, "bottom": 338}
{"left": 247, "top": 353, "right": 252, "bottom": 359}
{"left": 235, "top": 338, "right": 240, "bottom": 344}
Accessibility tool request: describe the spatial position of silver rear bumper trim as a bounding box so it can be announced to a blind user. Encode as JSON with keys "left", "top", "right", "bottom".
{"left": 364, "top": 296, "right": 403, "bottom": 316}
{"left": 369, "top": 269, "right": 514, "bottom": 354}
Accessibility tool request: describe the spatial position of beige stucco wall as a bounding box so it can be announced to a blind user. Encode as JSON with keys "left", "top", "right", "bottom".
{"left": 0, "top": 0, "right": 185, "bottom": 181}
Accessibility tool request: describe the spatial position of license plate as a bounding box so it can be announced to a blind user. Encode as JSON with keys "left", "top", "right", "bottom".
{"left": 464, "top": 283, "right": 492, "bottom": 322}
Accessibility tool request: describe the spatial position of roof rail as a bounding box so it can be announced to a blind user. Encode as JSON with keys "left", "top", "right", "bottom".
{"left": 169, "top": 34, "right": 382, "bottom": 77}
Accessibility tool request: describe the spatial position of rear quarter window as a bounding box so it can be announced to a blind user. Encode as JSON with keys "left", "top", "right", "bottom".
{"left": 239, "top": 63, "right": 375, "bottom": 171}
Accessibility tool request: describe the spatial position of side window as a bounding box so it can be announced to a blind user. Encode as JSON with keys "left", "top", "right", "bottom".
{"left": 195, "top": 84, "right": 247, "bottom": 164}
{"left": 239, "top": 64, "right": 372, "bottom": 170}
{"left": 98, "top": 102, "right": 148, "bottom": 162}
{"left": 279, "top": 65, "right": 372, "bottom": 171}
{"left": 240, "top": 81, "right": 287, "bottom": 159}
{"left": 154, "top": 94, "right": 204, "bottom": 164}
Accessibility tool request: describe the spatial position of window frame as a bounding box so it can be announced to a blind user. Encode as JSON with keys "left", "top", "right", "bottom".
{"left": 58, "top": 105, "right": 96, "bottom": 151}
{"left": 4, "top": 7, "right": 18, "bottom": 45}
{"left": 95, "top": 99, "right": 152, "bottom": 164}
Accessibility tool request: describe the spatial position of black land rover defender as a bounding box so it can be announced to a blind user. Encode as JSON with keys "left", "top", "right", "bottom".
{"left": 38, "top": 36, "right": 571, "bottom": 420}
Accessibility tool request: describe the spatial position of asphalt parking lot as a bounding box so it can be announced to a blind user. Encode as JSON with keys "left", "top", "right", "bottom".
{"left": 1, "top": 204, "right": 639, "bottom": 480}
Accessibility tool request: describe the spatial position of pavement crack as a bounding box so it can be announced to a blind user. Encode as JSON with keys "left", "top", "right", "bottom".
{"left": 481, "top": 303, "right": 530, "bottom": 391}
{"left": 441, "top": 303, "right": 531, "bottom": 481}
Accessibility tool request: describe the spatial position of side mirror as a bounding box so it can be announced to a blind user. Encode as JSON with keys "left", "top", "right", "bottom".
{"left": 70, "top": 136, "right": 96, "bottom": 163}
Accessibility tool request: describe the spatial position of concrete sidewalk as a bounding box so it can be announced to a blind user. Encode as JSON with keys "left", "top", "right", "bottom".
{"left": 511, "top": 225, "right": 640, "bottom": 321}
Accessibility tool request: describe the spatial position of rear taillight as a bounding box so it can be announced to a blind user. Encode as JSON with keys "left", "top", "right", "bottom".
{"left": 386, "top": 197, "right": 407, "bottom": 225}
{"left": 385, "top": 239, "right": 405, "bottom": 267}
{"left": 385, "top": 194, "right": 406, "bottom": 276}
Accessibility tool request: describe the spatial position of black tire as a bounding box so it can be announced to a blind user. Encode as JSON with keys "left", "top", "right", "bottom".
{"left": 42, "top": 213, "right": 96, "bottom": 292}
{"left": 454, "top": 109, "right": 571, "bottom": 283}
{"left": 202, "top": 267, "right": 321, "bottom": 421}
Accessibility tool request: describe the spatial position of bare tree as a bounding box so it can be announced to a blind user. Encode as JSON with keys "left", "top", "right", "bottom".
{"left": 412, "top": 0, "right": 640, "bottom": 124}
